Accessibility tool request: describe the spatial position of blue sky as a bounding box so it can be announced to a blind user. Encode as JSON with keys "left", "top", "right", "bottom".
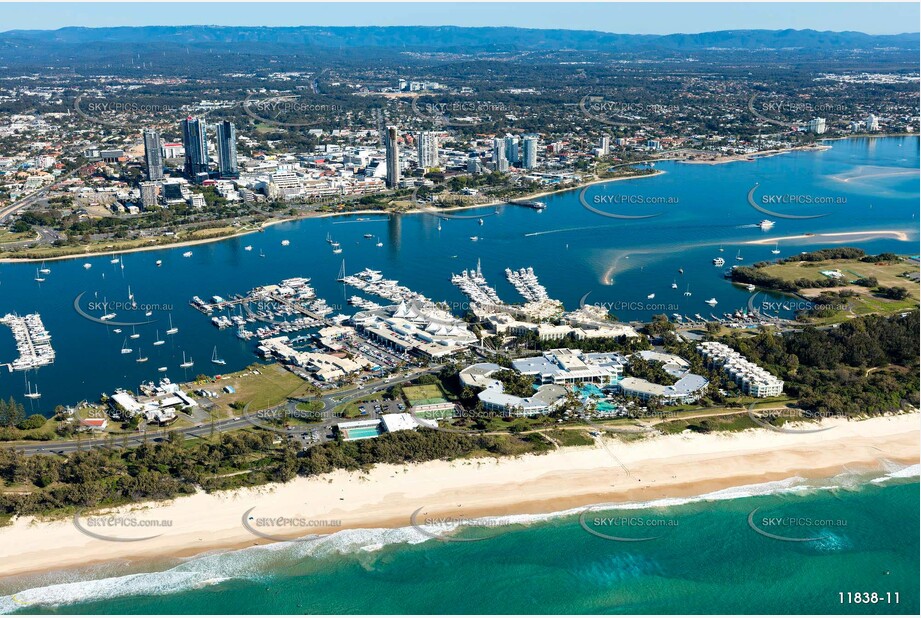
{"left": 0, "top": 2, "right": 917, "bottom": 35}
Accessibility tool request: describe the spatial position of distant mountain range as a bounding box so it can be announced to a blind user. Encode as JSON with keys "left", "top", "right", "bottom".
{"left": 0, "top": 25, "right": 917, "bottom": 52}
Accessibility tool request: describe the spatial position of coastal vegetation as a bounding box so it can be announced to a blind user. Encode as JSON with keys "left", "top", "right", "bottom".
{"left": 725, "top": 311, "right": 920, "bottom": 416}
{"left": 0, "top": 427, "right": 553, "bottom": 520}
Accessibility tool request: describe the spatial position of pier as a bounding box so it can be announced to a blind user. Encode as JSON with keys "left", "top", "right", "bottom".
{"left": 0, "top": 313, "right": 55, "bottom": 371}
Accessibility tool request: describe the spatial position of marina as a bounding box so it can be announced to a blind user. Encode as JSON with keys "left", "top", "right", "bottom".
{"left": 0, "top": 137, "right": 914, "bottom": 409}
{"left": 0, "top": 313, "right": 55, "bottom": 372}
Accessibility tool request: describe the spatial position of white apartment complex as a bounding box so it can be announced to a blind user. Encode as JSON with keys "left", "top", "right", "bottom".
{"left": 696, "top": 341, "right": 785, "bottom": 397}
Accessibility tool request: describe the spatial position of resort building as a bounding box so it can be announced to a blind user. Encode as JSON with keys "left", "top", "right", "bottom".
{"left": 461, "top": 362, "right": 567, "bottom": 417}
{"left": 616, "top": 374, "right": 709, "bottom": 405}
{"left": 353, "top": 300, "right": 477, "bottom": 359}
{"left": 512, "top": 348, "right": 626, "bottom": 385}
{"left": 259, "top": 335, "right": 371, "bottom": 381}
{"left": 696, "top": 341, "right": 785, "bottom": 398}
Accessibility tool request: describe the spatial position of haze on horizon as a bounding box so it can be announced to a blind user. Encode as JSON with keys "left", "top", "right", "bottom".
{"left": 0, "top": 2, "right": 918, "bottom": 36}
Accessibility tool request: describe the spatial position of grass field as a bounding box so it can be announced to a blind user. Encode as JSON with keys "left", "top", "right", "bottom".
{"left": 759, "top": 258, "right": 919, "bottom": 317}
{"left": 402, "top": 384, "right": 448, "bottom": 406}
{"left": 214, "top": 364, "right": 305, "bottom": 414}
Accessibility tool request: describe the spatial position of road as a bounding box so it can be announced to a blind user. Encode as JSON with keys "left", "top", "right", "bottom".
{"left": 12, "top": 366, "right": 441, "bottom": 456}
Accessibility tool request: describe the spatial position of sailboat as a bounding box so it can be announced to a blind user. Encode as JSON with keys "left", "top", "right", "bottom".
{"left": 437, "top": 220, "right": 442, "bottom": 231}
{"left": 38, "top": 261, "right": 50, "bottom": 275}
{"left": 259, "top": 249, "right": 266, "bottom": 258}
{"left": 332, "top": 246, "right": 342, "bottom": 254}
{"left": 719, "top": 244, "right": 724, "bottom": 252}
{"left": 180, "top": 352, "right": 194, "bottom": 369}
{"left": 119, "top": 256, "right": 125, "bottom": 270}
{"left": 211, "top": 346, "right": 227, "bottom": 366}
{"left": 166, "top": 314, "right": 179, "bottom": 335}
{"left": 129, "top": 325, "right": 140, "bottom": 340}
{"left": 120, "top": 338, "right": 133, "bottom": 354}
{"left": 647, "top": 293, "right": 655, "bottom": 299}
{"left": 136, "top": 349, "right": 148, "bottom": 363}
{"left": 683, "top": 284, "right": 692, "bottom": 297}
{"left": 34, "top": 268, "right": 45, "bottom": 283}
{"left": 771, "top": 243, "right": 781, "bottom": 255}
{"left": 376, "top": 237, "right": 383, "bottom": 247}
{"left": 24, "top": 379, "right": 41, "bottom": 399}
{"left": 671, "top": 279, "right": 678, "bottom": 289}
{"left": 153, "top": 331, "right": 165, "bottom": 346}
{"left": 245, "top": 245, "right": 253, "bottom": 251}
{"left": 337, "top": 259, "right": 347, "bottom": 282}
{"left": 110, "top": 256, "right": 119, "bottom": 264}
{"left": 157, "top": 366, "right": 168, "bottom": 372}
{"left": 735, "top": 250, "right": 744, "bottom": 261}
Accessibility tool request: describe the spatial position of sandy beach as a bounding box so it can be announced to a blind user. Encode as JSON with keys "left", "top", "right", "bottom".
{"left": 745, "top": 229, "right": 912, "bottom": 245}
{"left": 0, "top": 413, "right": 917, "bottom": 578}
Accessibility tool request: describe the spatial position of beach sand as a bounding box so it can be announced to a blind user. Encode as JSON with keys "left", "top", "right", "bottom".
{"left": 0, "top": 413, "right": 917, "bottom": 578}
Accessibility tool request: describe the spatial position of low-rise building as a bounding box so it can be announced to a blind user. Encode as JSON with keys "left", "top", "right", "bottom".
{"left": 512, "top": 348, "right": 626, "bottom": 385}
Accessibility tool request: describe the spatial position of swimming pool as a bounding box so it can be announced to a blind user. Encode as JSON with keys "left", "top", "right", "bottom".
{"left": 344, "top": 426, "right": 381, "bottom": 440}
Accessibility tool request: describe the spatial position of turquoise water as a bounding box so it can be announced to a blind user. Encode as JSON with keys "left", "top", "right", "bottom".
{"left": 344, "top": 426, "right": 382, "bottom": 440}
{"left": 1, "top": 469, "right": 917, "bottom": 614}
{"left": 0, "top": 136, "right": 917, "bottom": 411}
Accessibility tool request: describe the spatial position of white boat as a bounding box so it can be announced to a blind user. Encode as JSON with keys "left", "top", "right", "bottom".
{"left": 145, "top": 310, "right": 153, "bottom": 317}
{"left": 180, "top": 352, "right": 194, "bottom": 369}
{"left": 376, "top": 237, "right": 383, "bottom": 247}
{"left": 332, "top": 247, "right": 342, "bottom": 254}
{"left": 166, "top": 314, "right": 179, "bottom": 335}
{"left": 34, "top": 268, "right": 45, "bottom": 283}
{"left": 183, "top": 251, "right": 193, "bottom": 258}
{"left": 735, "top": 250, "right": 744, "bottom": 261}
{"left": 129, "top": 326, "right": 140, "bottom": 340}
{"left": 478, "top": 218, "right": 484, "bottom": 225}
{"left": 470, "top": 236, "right": 479, "bottom": 241}
{"left": 119, "top": 256, "right": 125, "bottom": 270}
{"left": 24, "top": 380, "right": 41, "bottom": 399}
{"left": 136, "top": 349, "right": 148, "bottom": 363}
{"left": 110, "top": 257, "right": 119, "bottom": 264}
{"left": 363, "top": 233, "right": 374, "bottom": 239}
{"left": 244, "top": 245, "right": 253, "bottom": 251}
{"left": 647, "top": 293, "right": 655, "bottom": 299}
{"left": 153, "top": 331, "right": 165, "bottom": 346}
{"left": 671, "top": 279, "right": 678, "bottom": 289}
{"left": 259, "top": 249, "right": 265, "bottom": 258}
{"left": 38, "top": 261, "right": 50, "bottom": 275}
{"left": 112, "top": 328, "right": 122, "bottom": 334}
{"left": 758, "top": 219, "right": 775, "bottom": 230}
{"left": 683, "top": 285, "right": 692, "bottom": 297}
{"left": 771, "top": 243, "right": 781, "bottom": 255}
{"left": 705, "top": 298, "right": 718, "bottom": 306}
{"left": 157, "top": 366, "right": 168, "bottom": 372}
{"left": 83, "top": 263, "right": 92, "bottom": 269}
{"left": 100, "top": 311, "right": 117, "bottom": 321}
{"left": 156, "top": 260, "right": 163, "bottom": 266}
{"left": 326, "top": 233, "right": 334, "bottom": 244}
{"left": 713, "top": 257, "right": 725, "bottom": 266}
{"left": 120, "top": 338, "right": 133, "bottom": 354}
{"left": 211, "top": 346, "right": 227, "bottom": 366}
{"left": 437, "top": 221, "right": 442, "bottom": 231}
{"left": 281, "top": 240, "right": 290, "bottom": 246}
{"left": 719, "top": 244, "right": 724, "bottom": 252}
{"left": 746, "top": 284, "right": 756, "bottom": 292}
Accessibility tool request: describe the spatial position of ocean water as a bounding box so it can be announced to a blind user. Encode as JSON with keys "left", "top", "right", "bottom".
{"left": 1, "top": 466, "right": 917, "bottom": 614}
{"left": 0, "top": 136, "right": 918, "bottom": 411}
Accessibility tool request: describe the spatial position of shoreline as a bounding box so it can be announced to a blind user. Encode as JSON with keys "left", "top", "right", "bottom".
{"left": 744, "top": 229, "right": 913, "bottom": 245}
{"left": 0, "top": 170, "right": 664, "bottom": 264}
{"left": 0, "top": 412, "right": 917, "bottom": 580}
